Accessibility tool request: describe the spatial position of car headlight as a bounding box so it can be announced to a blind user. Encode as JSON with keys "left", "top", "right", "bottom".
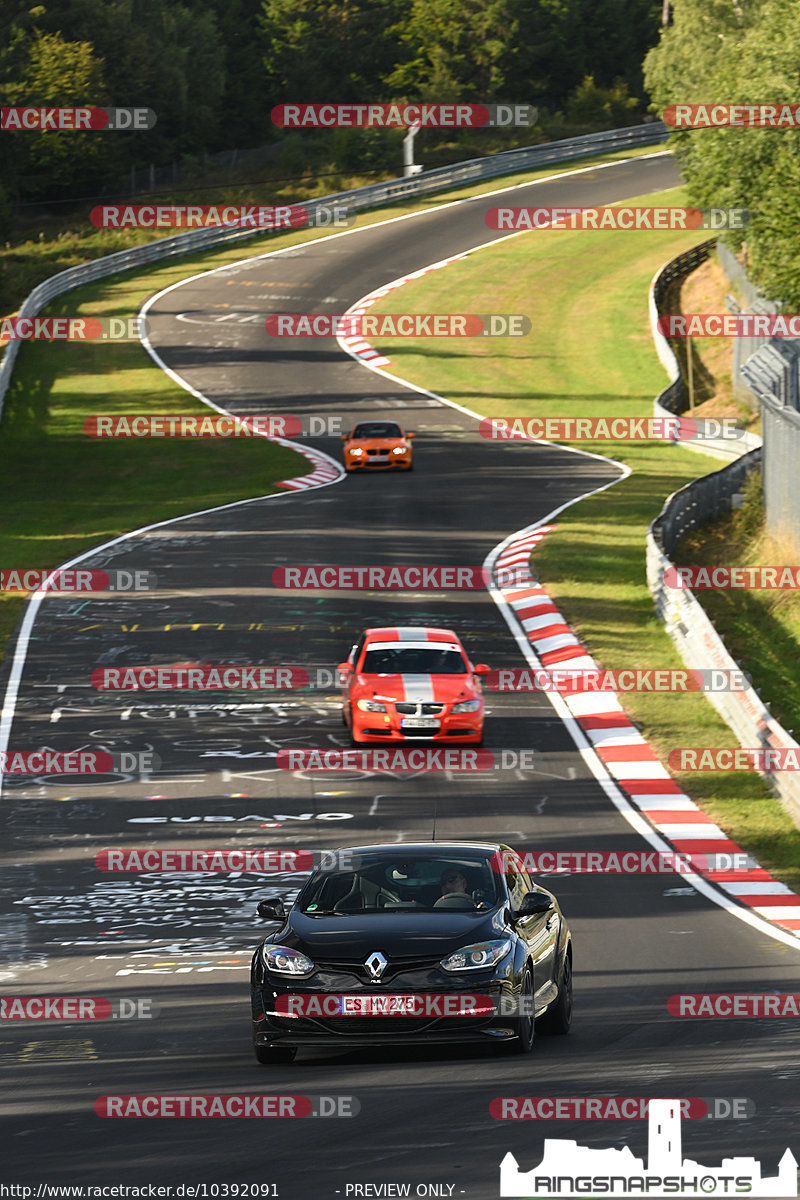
{"left": 440, "top": 939, "right": 511, "bottom": 972}
{"left": 357, "top": 699, "right": 387, "bottom": 712}
{"left": 349, "top": 447, "right": 364, "bottom": 456}
{"left": 451, "top": 699, "right": 481, "bottom": 713}
{"left": 391, "top": 446, "right": 407, "bottom": 455}
{"left": 261, "top": 944, "right": 315, "bottom": 976}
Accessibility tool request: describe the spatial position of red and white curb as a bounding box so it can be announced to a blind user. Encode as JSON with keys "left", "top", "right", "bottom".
{"left": 338, "top": 254, "right": 468, "bottom": 369}
{"left": 494, "top": 526, "right": 800, "bottom": 937}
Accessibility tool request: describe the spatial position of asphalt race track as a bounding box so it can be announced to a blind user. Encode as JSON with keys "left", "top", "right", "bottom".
{"left": 1, "top": 153, "right": 799, "bottom": 1198}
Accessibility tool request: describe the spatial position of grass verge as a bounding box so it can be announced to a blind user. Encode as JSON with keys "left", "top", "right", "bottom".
{"left": 363, "top": 185, "right": 800, "bottom": 892}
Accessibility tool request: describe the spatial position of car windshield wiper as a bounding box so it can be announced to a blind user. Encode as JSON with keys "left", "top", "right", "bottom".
{"left": 300, "top": 908, "right": 351, "bottom": 916}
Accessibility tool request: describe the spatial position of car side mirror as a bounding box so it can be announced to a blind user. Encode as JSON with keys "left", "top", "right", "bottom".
{"left": 337, "top": 661, "right": 352, "bottom": 673}
{"left": 406, "top": 432, "right": 415, "bottom": 438}
{"left": 341, "top": 434, "right": 350, "bottom": 441}
{"left": 257, "top": 899, "right": 286, "bottom": 921}
{"left": 516, "top": 892, "right": 553, "bottom": 918}
{"left": 473, "top": 663, "right": 490, "bottom": 675}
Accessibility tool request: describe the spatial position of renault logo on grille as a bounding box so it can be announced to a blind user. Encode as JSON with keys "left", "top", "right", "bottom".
{"left": 365, "top": 951, "right": 387, "bottom": 981}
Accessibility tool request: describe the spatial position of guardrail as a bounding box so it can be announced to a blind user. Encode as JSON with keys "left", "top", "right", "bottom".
{"left": 647, "top": 454, "right": 800, "bottom": 830}
{"left": 649, "top": 239, "right": 761, "bottom": 461}
{"left": 0, "top": 121, "right": 667, "bottom": 422}
{"left": 647, "top": 248, "right": 799, "bottom": 828}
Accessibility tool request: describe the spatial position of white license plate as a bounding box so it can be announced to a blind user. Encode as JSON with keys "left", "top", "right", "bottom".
{"left": 401, "top": 717, "right": 440, "bottom": 729}
{"left": 371, "top": 455, "right": 389, "bottom": 461}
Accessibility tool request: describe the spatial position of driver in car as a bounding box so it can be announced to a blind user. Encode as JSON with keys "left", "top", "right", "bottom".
{"left": 436, "top": 869, "right": 487, "bottom": 908}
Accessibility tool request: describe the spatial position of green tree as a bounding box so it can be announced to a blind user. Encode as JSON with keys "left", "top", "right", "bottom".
{"left": 644, "top": 0, "right": 800, "bottom": 309}
{"left": 0, "top": 28, "right": 108, "bottom": 196}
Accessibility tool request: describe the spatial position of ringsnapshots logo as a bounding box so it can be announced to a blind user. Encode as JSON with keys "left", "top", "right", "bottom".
{"left": 266, "top": 314, "right": 530, "bottom": 337}
{"left": 485, "top": 207, "right": 748, "bottom": 231}
{"left": 0, "top": 316, "right": 149, "bottom": 342}
{"left": 271, "top": 102, "right": 537, "bottom": 128}
{"left": 499, "top": 1098, "right": 797, "bottom": 1197}
{"left": 0, "top": 568, "right": 155, "bottom": 592}
{"left": 663, "top": 103, "right": 800, "bottom": 128}
{"left": 90, "top": 203, "right": 351, "bottom": 229}
{"left": 1, "top": 106, "right": 156, "bottom": 131}
{"left": 0, "top": 996, "right": 158, "bottom": 1021}
{"left": 479, "top": 416, "right": 744, "bottom": 443}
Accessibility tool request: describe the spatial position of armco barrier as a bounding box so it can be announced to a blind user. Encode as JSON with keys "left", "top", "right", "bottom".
{"left": 0, "top": 121, "right": 667, "bottom": 423}
{"left": 647, "top": 454, "right": 800, "bottom": 828}
{"left": 647, "top": 246, "right": 799, "bottom": 827}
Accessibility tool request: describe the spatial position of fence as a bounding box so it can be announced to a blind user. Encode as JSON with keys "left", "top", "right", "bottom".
{"left": 715, "top": 239, "right": 780, "bottom": 403}
{"left": 647, "top": 243, "right": 799, "bottom": 828}
{"left": 0, "top": 121, "right": 668, "bottom": 422}
{"left": 649, "top": 239, "right": 761, "bottom": 461}
{"left": 647, "top": 454, "right": 800, "bottom": 830}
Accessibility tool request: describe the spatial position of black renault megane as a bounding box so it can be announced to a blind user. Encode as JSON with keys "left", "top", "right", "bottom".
{"left": 250, "top": 841, "right": 572, "bottom": 1063}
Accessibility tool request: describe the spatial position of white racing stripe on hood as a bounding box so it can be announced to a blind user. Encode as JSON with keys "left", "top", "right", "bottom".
{"left": 399, "top": 674, "right": 436, "bottom": 702}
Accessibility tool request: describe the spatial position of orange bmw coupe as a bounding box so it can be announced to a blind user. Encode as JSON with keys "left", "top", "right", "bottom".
{"left": 342, "top": 420, "right": 414, "bottom": 472}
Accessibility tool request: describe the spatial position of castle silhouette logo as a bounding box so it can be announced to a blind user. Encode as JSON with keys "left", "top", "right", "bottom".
{"left": 500, "top": 1099, "right": 797, "bottom": 1197}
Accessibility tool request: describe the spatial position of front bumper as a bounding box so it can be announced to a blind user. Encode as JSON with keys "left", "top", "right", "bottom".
{"left": 252, "top": 979, "right": 517, "bottom": 1048}
{"left": 350, "top": 707, "right": 483, "bottom": 744}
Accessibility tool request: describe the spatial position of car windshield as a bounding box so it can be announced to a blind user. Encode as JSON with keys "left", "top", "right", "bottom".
{"left": 350, "top": 423, "right": 403, "bottom": 439}
{"left": 361, "top": 646, "right": 467, "bottom": 675}
{"left": 298, "top": 854, "right": 502, "bottom": 913}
